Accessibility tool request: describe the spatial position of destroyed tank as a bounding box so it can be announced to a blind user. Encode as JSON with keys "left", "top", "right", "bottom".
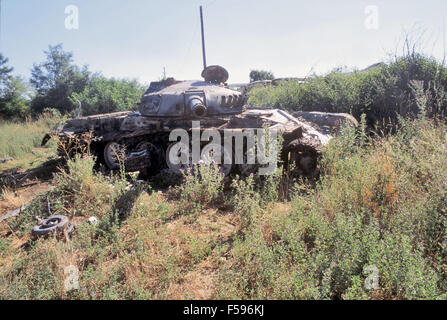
{"left": 42, "top": 66, "right": 332, "bottom": 178}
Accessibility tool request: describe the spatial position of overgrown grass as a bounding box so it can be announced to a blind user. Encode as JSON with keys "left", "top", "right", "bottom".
{"left": 216, "top": 117, "right": 447, "bottom": 300}
{"left": 0, "top": 110, "right": 62, "bottom": 160}
{"left": 0, "top": 154, "right": 234, "bottom": 299}
{"left": 2, "top": 65, "right": 447, "bottom": 299}
{"left": 2, "top": 116, "right": 447, "bottom": 300}
{"left": 173, "top": 163, "right": 225, "bottom": 216}
{"left": 249, "top": 53, "right": 447, "bottom": 126}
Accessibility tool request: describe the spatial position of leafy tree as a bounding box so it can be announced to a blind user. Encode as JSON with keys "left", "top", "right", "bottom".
{"left": 249, "top": 69, "right": 275, "bottom": 83}
{"left": 0, "top": 53, "right": 13, "bottom": 97}
{"left": 0, "top": 76, "right": 32, "bottom": 119}
{"left": 0, "top": 54, "right": 32, "bottom": 120}
{"left": 0, "top": 53, "right": 13, "bottom": 84}
{"left": 70, "top": 74, "right": 145, "bottom": 116}
{"left": 30, "top": 44, "right": 90, "bottom": 114}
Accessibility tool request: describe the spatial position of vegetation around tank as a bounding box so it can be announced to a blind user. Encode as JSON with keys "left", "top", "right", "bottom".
{"left": 248, "top": 52, "right": 447, "bottom": 126}
{"left": 2, "top": 43, "right": 447, "bottom": 299}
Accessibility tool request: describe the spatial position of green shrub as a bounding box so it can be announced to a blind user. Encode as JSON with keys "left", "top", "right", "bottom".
{"left": 70, "top": 75, "right": 145, "bottom": 116}
{"left": 174, "top": 163, "right": 225, "bottom": 215}
{"left": 248, "top": 53, "right": 447, "bottom": 126}
{"left": 217, "top": 115, "right": 447, "bottom": 300}
{"left": 230, "top": 174, "right": 261, "bottom": 229}
{"left": 54, "top": 154, "right": 128, "bottom": 218}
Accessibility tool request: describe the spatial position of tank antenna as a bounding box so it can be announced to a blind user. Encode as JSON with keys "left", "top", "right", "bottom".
{"left": 200, "top": 6, "right": 207, "bottom": 69}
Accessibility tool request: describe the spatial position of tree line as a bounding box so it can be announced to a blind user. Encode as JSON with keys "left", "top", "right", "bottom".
{"left": 0, "top": 44, "right": 145, "bottom": 120}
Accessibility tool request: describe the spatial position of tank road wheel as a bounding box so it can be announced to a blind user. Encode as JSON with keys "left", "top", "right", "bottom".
{"left": 200, "top": 143, "right": 232, "bottom": 176}
{"left": 104, "top": 142, "right": 125, "bottom": 170}
{"left": 166, "top": 143, "right": 233, "bottom": 176}
{"left": 285, "top": 144, "right": 319, "bottom": 178}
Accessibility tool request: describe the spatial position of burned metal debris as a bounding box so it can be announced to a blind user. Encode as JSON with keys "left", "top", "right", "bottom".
{"left": 41, "top": 66, "right": 348, "bottom": 179}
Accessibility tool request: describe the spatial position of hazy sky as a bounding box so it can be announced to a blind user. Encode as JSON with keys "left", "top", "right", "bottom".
{"left": 1, "top": 0, "right": 447, "bottom": 84}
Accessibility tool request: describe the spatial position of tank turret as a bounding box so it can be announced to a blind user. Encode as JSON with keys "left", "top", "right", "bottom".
{"left": 139, "top": 66, "right": 246, "bottom": 118}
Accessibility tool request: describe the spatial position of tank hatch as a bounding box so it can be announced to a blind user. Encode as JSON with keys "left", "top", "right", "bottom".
{"left": 201, "top": 65, "right": 229, "bottom": 84}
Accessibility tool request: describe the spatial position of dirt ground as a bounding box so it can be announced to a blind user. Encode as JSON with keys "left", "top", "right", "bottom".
{"left": 0, "top": 158, "right": 60, "bottom": 215}
{"left": 0, "top": 181, "right": 52, "bottom": 216}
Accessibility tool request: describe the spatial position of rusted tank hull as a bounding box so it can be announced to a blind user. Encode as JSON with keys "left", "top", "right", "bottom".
{"left": 43, "top": 108, "right": 332, "bottom": 178}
